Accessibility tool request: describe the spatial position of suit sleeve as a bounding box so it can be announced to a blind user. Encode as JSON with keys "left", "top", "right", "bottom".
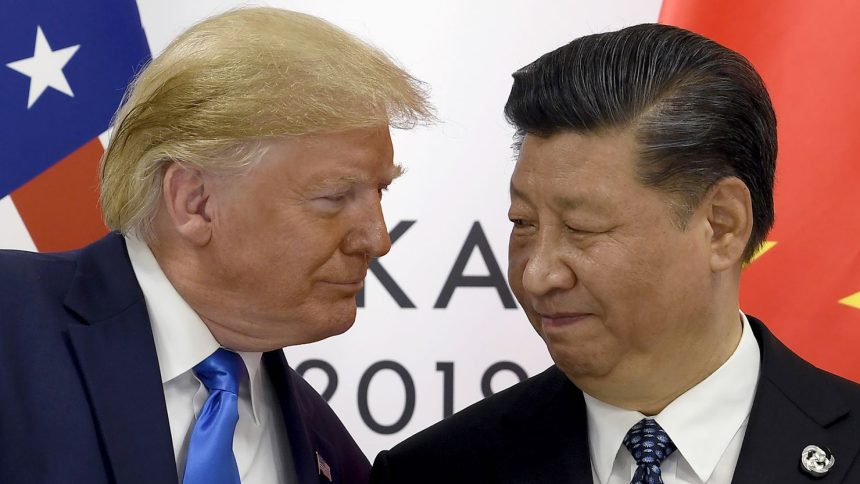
{"left": 369, "top": 450, "right": 394, "bottom": 483}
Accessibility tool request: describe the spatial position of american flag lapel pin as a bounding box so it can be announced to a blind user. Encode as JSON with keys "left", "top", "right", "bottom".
{"left": 316, "top": 451, "right": 332, "bottom": 482}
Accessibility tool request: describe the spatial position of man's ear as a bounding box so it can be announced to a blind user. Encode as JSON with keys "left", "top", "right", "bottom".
{"left": 705, "top": 176, "right": 753, "bottom": 272}
{"left": 161, "top": 162, "right": 213, "bottom": 246}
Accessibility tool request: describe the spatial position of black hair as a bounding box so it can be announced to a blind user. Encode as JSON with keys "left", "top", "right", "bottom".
{"left": 504, "top": 23, "right": 776, "bottom": 261}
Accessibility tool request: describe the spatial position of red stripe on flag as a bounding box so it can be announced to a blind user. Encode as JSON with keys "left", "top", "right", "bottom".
{"left": 12, "top": 138, "right": 108, "bottom": 253}
{"left": 660, "top": 1, "right": 860, "bottom": 381}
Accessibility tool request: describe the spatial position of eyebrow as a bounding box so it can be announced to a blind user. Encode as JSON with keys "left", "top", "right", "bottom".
{"left": 554, "top": 195, "right": 588, "bottom": 211}
{"left": 510, "top": 181, "right": 600, "bottom": 212}
{"left": 308, "top": 163, "right": 405, "bottom": 191}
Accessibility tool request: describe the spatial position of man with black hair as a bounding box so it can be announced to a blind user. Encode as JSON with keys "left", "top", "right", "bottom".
{"left": 371, "top": 23, "right": 860, "bottom": 484}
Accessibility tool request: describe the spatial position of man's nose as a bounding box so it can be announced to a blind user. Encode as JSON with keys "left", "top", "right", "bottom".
{"left": 521, "top": 234, "right": 575, "bottom": 296}
{"left": 342, "top": 194, "right": 392, "bottom": 258}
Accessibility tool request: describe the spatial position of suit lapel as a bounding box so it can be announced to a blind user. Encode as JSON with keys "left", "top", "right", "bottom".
{"left": 64, "top": 234, "right": 177, "bottom": 484}
{"left": 732, "top": 317, "right": 859, "bottom": 483}
{"left": 264, "top": 349, "right": 334, "bottom": 483}
{"left": 499, "top": 367, "right": 593, "bottom": 483}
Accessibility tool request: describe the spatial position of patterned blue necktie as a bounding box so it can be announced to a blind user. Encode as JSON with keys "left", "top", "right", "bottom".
{"left": 182, "top": 348, "right": 245, "bottom": 484}
{"left": 623, "top": 418, "right": 677, "bottom": 484}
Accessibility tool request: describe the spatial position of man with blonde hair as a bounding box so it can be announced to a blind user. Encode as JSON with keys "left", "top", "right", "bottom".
{"left": 0, "top": 7, "right": 430, "bottom": 484}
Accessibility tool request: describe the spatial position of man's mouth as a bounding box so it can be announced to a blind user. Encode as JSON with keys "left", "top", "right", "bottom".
{"left": 537, "top": 312, "right": 592, "bottom": 329}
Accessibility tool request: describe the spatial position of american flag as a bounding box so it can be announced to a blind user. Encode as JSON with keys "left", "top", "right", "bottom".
{"left": 316, "top": 451, "right": 333, "bottom": 482}
{"left": 0, "top": 0, "right": 149, "bottom": 252}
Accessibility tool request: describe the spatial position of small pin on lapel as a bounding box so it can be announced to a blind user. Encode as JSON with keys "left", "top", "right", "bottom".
{"left": 316, "top": 451, "right": 333, "bottom": 482}
{"left": 801, "top": 445, "right": 835, "bottom": 477}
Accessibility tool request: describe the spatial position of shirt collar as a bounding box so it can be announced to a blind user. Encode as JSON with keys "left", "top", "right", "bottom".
{"left": 584, "top": 311, "right": 760, "bottom": 484}
{"left": 125, "top": 235, "right": 266, "bottom": 424}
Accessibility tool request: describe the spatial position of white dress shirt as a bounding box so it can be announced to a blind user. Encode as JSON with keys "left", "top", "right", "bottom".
{"left": 584, "top": 313, "right": 760, "bottom": 484}
{"left": 126, "top": 236, "right": 297, "bottom": 484}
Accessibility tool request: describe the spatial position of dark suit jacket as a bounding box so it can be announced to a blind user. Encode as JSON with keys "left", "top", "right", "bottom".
{"left": 0, "top": 233, "right": 370, "bottom": 484}
{"left": 371, "top": 316, "right": 860, "bottom": 483}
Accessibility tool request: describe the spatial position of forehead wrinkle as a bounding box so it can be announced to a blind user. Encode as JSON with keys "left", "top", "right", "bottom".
{"left": 510, "top": 171, "right": 591, "bottom": 208}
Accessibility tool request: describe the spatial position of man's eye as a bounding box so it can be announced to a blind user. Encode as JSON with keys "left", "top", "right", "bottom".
{"left": 312, "top": 193, "right": 350, "bottom": 211}
{"left": 509, "top": 218, "right": 534, "bottom": 230}
{"left": 319, "top": 189, "right": 352, "bottom": 203}
{"left": 565, "top": 225, "right": 607, "bottom": 237}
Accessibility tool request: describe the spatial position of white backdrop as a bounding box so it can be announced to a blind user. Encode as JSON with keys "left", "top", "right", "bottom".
{"left": 0, "top": 0, "right": 663, "bottom": 458}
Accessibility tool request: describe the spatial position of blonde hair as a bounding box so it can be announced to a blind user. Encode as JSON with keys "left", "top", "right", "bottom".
{"left": 100, "top": 7, "right": 432, "bottom": 240}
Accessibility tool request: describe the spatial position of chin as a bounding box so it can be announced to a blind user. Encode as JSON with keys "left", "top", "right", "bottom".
{"left": 548, "top": 343, "right": 613, "bottom": 381}
{"left": 554, "top": 359, "right": 612, "bottom": 384}
{"left": 327, "top": 317, "right": 356, "bottom": 338}
{"left": 307, "top": 307, "right": 358, "bottom": 342}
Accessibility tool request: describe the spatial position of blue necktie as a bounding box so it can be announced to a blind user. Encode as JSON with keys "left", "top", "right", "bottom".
{"left": 623, "top": 418, "right": 677, "bottom": 484}
{"left": 182, "top": 348, "right": 245, "bottom": 484}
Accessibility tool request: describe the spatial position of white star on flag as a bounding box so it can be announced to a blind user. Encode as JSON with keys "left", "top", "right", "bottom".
{"left": 6, "top": 26, "right": 81, "bottom": 109}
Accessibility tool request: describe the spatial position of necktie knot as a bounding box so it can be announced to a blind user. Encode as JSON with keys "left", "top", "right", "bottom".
{"left": 193, "top": 348, "right": 244, "bottom": 395}
{"left": 623, "top": 419, "right": 677, "bottom": 484}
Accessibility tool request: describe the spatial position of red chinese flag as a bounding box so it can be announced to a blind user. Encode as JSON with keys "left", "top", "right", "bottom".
{"left": 660, "top": 0, "right": 860, "bottom": 381}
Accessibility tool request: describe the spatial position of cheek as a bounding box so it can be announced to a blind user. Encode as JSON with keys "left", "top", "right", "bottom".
{"left": 284, "top": 220, "right": 346, "bottom": 265}
{"left": 600, "top": 239, "right": 706, "bottom": 338}
{"left": 574, "top": 240, "right": 659, "bottom": 324}
{"left": 234, "top": 228, "right": 330, "bottom": 297}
